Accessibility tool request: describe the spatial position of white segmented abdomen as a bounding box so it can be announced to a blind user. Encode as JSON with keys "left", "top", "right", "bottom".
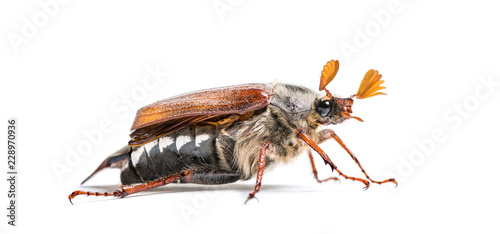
{"left": 195, "top": 133, "right": 211, "bottom": 148}
{"left": 130, "top": 145, "right": 144, "bottom": 167}
{"left": 158, "top": 136, "right": 175, "bottom": 153}
{"left": 175, "top": 134, "right": 193, "bottom": 153}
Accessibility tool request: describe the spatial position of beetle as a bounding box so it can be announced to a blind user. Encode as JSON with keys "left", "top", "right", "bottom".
{"left": 68, "top": 60, "right": 397, "bottom": 204}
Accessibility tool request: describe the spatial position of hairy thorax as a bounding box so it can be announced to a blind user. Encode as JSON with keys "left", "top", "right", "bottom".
{"left": 226, "top": 106, "right": 317, "bottom": 180}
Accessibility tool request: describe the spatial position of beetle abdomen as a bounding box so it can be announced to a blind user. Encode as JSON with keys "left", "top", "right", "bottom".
{"left": 125, "top": 124, "right": 217, "bottom": 184}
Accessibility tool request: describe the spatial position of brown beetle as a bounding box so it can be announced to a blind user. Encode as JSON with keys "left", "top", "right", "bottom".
{"left": 69, "top": 60, "right": 396, "bottom": 204}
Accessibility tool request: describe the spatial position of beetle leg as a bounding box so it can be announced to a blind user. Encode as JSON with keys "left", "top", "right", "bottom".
{"left": 205, "top": 114, "right": 240, "bottom": 130}
{"left": 307, "top": 132, "right": 343, "bottom": 183}
{"left": 297, "top": 130, "right": 371, "bottom": 189}
{"left": 318, "top": 129, "right": 397, "bottom": 187}
{"left": 245, "top": 142, "right": 270, "bottom": 204}
{"left": 237, "top": 111, "right": 255, "bottom": 122}
{"left": 307, "top": 148, "right": 340, "bottom": 183}
{"left": 68, "top": 169, "right": 194, "bottom": 205}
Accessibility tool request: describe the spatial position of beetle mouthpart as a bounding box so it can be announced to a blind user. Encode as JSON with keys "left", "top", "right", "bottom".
{"left": 352, "top": 115, "right": 364, "bottom": 122}
{"left": 341, "top": 112, "right": 364, "bottom": 122}
{"left": 343, "top": 106, "right": 353, "bottom": 114}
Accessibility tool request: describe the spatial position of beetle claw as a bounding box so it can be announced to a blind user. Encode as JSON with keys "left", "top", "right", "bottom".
{"left": 245, "top": 194, "right": 259, "bottom": 204}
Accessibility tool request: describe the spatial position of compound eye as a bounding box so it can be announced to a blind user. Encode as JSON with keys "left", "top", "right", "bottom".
{"left": 316, "top": 99, "right": 331, "bottom": 117}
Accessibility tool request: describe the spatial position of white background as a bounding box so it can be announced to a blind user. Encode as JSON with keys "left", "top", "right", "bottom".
{"left": 1, "top": 1, "right": 499, "bottom": 233}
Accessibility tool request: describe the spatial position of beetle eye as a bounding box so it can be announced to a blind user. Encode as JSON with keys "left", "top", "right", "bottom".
{"left": 316, "top": 99, "right": 331, "bottom": 117}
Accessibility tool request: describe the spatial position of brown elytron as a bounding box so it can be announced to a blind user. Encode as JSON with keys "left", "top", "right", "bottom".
{"left": 68, "top": 59, "right": 397, "bottom": 204}
{"left": 131, "top": 83, "right": 272, "bottom": 131}
{"left": 129, "top": 83, "right": 273, "bottom": 146}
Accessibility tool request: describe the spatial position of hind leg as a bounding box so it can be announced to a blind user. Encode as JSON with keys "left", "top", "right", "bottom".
{"left": 187, "top": 170, "right": 241, "bottom": 184}
{"left": 68, "top": 169, "right": 241, "bottom": 204}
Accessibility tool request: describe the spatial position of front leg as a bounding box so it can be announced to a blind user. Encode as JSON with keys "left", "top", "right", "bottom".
{"left": 317, "top": 129, "right": 397, "bottom": 186}
{"left": 306, "top": 129, "right": 344, "bottom": 183}
{"left": 297, "top": 130, "right": 371, "bottom": 189}
{"left": 307, "top": 148, "right": 340, "bottom": 183}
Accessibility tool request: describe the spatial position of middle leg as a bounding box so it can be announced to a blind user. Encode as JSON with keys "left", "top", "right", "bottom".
{"left": 245, "top": 142, "right": 270, "bottom": 204}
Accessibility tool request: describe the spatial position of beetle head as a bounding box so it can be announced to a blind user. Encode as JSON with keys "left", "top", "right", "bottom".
{"left": 314, "top": 96, "right": 360, "bottom": 125}
{"left": 316, "top": 60, "right": 386, "bottom": 125}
